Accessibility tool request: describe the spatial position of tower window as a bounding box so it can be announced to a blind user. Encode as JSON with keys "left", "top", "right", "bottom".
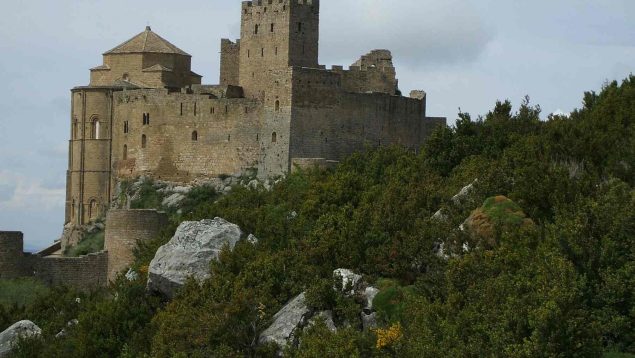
{"left": 298, "top": 22, "right": 302, "bottom": 32}
{"left": 261, "top": 48, "right": 264, "bottom": 57}
{"left": 124, "top": 121, "right": 129, "bottom": 133}
{"left": 91, "top": 118, "right": 100, "bottom": 139}
{"left": 123, "top": 145, "right": 128, "bottom": 160}
{"left": 248, "top": 49, "right": 250, "bottom": 58}
{"left": 254, "top": 24, "right": 259, "bottom": 34}
{"left": 275, "top": 100, "right": 280, "bottom": 111}
{"left": 270, "top": 23, "right": 274, "bottom": 32}
{"left": 180, "top": 103, "right": 183, "bottom": 116}
{"left": 225, "top": 105, "right": 228, "bottom": 114}
{"left": 194, "top": 102, "right": 197, "bottom": 116}
{"left": 275, "top": 47, "right": 278, "bottom": 56}
{"left": 141, "top": 134, "right": 147, "bottom": 148}
{"left": 211, "top": 106, "right": 215, "bottom": 114}
{"left": 73, "top": 118, "right": 78, "bottom": 139}
{"left": 142, "top": 113, "right": 150, "bottom": 125}
{"left": 272, "top": 132, "right": 277, "bottom": 143}
{"left": 192, "top": 131, "right": 198, "bottom": 141}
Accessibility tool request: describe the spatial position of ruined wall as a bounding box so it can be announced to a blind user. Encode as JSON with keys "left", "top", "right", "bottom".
{"left": 220, "top": 39, "right": 240, "bottom": 86}
{"left": 112, "top": 89, "right": 263, "bottom": 182}
{"left": 0, "top": 232, "right": 28, "bottom": 279}
{"left": 104, "top": 210, "right": 168, "bottom": 281}
{"left": 33, "top": 252, "right": 108, "bottom": 288}
{"left": 288, "top": 67, "right": 444, "bottom": 162}
{"left": 332, "top": 50, "right": 397, "bottom": 95}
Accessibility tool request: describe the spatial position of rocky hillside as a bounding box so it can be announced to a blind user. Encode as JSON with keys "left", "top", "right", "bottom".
{"left": 1, "top": 76, "right": 634, "bottom": 357}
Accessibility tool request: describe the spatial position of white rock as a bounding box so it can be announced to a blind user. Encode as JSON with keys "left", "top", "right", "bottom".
{"left": 259, "top": 293, "right": 311, "bottom": 348}
{"left": 162, "top": 193, "right": 186, "bottom": 208}
{"left": 147, "top": 217, "right": 243, "bottom": 298}
{"left": 172, "top": 186, "right": 192, "bottom": 194}
{"left": 0, "top": 321, "right": 42, "bottom": 357}
{"left": 363, "top": 287, "right": 380, "bottom": 310}
{"left": 333, "top": 269, "right": 362, "bottom": 295}
{"left": 247, "top": 234, "right": 259, "bottom": 245}
{"left": 361, "top": 311, "right": 378, "bottom": 331}
{"left": 125, "top": 269, "right": 139, "bottom": 281}
{"left": 306, "top": 310, "right": 336, "bottom": 332}
{"left": 248, "top": 179, "right": 259, "bottom": 189}
{"left": 451, "top": 179, "right": 478, "bottom": 205}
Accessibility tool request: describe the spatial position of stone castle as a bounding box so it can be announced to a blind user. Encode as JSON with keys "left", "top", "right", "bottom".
{"left": 1, "top": 0, "right": 445, "bottom": 287}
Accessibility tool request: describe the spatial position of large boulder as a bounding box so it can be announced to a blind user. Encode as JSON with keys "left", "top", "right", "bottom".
{"left": 0, "top": 320, "right": 41, "bottom": 357}
{"left": 259, "top": 293, "right": 311, "bottom": 348}
{"left": 333, "top": 268, "right": 362, "bottom": 295}
{"left": 147, "top": 217, "right": 243, "bottom": 298}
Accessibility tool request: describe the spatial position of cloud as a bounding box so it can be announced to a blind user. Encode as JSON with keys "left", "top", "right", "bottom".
{"left": 0, "top": 171, "right": 65, "bottom": 211}
{"left": 320, "top": 0, "right": 494, "bottom": 68}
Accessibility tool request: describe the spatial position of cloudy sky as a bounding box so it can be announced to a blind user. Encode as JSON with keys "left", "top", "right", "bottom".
{"left": 0, "top": 0, "right": 633, "bottom": 251}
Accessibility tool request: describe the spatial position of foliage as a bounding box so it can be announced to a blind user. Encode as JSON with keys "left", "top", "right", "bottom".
{"left": 130, "top": 179, "right": 163, "bottom": 209}
{"left": 0, "top": 278, "right": 50, "bottom": 309}
{"left": 7, "top": 75, "right": 635, "bottom": 357}
{"left": 65, "top": 230, "right": 105, "bottom": 257}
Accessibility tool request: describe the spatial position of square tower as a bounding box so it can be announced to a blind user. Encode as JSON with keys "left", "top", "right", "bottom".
{"left": 238, "top": 0, "right": 319, "bottom": 98}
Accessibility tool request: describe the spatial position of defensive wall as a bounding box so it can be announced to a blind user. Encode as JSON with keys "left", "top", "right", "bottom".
{"left": 0, "top": 209, "right": 168, "bottom": 288}
{"left": 105, "top": 209, "right": 168, "bottom": 281}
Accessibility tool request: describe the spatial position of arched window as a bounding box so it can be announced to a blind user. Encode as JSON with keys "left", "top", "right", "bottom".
{"left": 192, "top": 131, "right": 198, "bottom": 141}
{"left": 71, "top": 199, "right": 76, "bottom": 221}
{"left": 122, "top": 73, "right": 129, "bottom": 81}
{"left": 123, "top": 145, "right": 128, "bottom": 160}
{"left": 141, "top": 134, "right": 147, "bottom": 148}
{"left": 91, "top": 118, "right": 100, "bottom": 139}
{"left": 272, "top": 132, "right": 277, "bottom": 143}
{"left": 89, "top": 199, "right": 98, "bottom": 220}
{"left": 275, "top": 100, "right": 280, "bottom": 111}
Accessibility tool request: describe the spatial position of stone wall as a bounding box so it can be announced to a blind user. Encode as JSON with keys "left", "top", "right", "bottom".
{"left": 104, "top": 209, "right": 169, "bottom": 281}
{"left": 220, "top": 39, "right": 240, "bottom": 86}
{"left": 112, "top": 89, "right": 263, "bottom": 182}
{"left": 0, "top": 232, "right": 27, "bottom": 280}
{"left": 33, "top": 252, "right": 108, "bottom": 288}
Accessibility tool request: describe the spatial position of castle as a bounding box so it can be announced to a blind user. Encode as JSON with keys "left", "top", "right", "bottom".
{"left": 1, "top": 0, "right": 445, "bottom": 287}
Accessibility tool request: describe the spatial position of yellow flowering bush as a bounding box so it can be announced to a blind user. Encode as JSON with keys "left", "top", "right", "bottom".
{"left": 374, "top": 323, "right": 403, "bottom": 350}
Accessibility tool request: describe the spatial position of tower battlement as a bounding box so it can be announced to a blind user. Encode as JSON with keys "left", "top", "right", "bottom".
{"left": 242, "top": 0, "right": 318, "bottom": 10}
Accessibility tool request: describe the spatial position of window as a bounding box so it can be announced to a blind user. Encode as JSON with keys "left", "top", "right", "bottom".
{"left": 275, "top": 47, "right": 278, "bottom": 56}
{"left": 91, "top": 118, "right": 100, "bottom": 139}
{"left": 270, "top": 23, "right": 275, "bottom": 32}
{"left": 298, "top": 22, "right": 302, "bottom": 32}
{"left": 254, "top": 24, "right": 259, "bottom": 34}
{"left": 194, "top": 102, "right": 197, "bottom": 116}
{"left": 141, "top": 134, "right": 147, "bottom": 148}
{"left": 275, "top": 100, "right": 280, "bottom": 111}
{"left": 123, "top": 145, "right": 128, "bottom": 160}
{"left": 192, "top": 131, "right": 198, "bottom": 141}
{"left": 71, "top": 199, "right": 76, "bottom": 221}
{"left": 272, "top": 132, "right": 277, "bottom": 143}
{"left": 180, "top": 103, "right": 183, "bottom": 116}
{"left": 211, "top": 106, "right": 215, "bottom": 114}
{"left": 124, "top": 121, "right": 129, "bottom": 134}
{"left": 225, "top": 105, "right": 228, "bottom": 114}
{"left": 248, "top": 49, "right": 250, "bottom": 58}
{"left": 261, "top": 48, "right": 264, "bottom": 57}
{"left": 228, "top": 134, "right": 231, "bottom": 142}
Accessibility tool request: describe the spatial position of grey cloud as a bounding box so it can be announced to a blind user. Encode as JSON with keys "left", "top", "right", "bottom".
{"left": 319, "top": 0, "right": 493, "bottom": 68}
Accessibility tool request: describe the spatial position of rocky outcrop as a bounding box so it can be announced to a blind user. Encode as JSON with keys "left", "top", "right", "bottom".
{"left": 333, "top": 268, "right": 362, "bottom": 295}
{"left": 0, "top": 320, "right": 41, "bottom": 357}
{"left": 147, "top": 217, "right": 243, "bottom": 298}
{"left": 259, "top": 293, "right": 311, "bottom": 348}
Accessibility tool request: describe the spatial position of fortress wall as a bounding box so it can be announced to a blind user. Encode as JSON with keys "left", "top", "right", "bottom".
{"left": 289, "top": 67, "right": 439, "bottom": 162}
{"left": 0, "top": 232, "right": 28, "bottom": 279}
{"left": 220, "top": 39, "right": 240, "bottom": 86}
{"left": 333, "top": 66, "right": 397, "bottom": 95}
{"left": 105, "top": 209, "right": 168, "bottom": 281}
{"left": 33, "top": 252, "right": 108, "bottom": 288}
{"left": 112, "top": 89, "right": 263, "bottom": 182}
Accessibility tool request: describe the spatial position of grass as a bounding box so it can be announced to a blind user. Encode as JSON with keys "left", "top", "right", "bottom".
{"left": 481, "top": 195, "right": 528, "bottom": 226}
{"left": 372, "top": 279, "right": 415, "bottom": 324}
{"left": 604, "top": 353, "right": 635, "bottom": 358}
{"left": 0, "top": 278, "right": 50, "bottom": 307}
{"left": 66, "top": 230, "right": 105, "bottom": 257}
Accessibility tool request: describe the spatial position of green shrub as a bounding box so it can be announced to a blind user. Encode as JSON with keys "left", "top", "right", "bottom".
{"left": 0, "top": 278, "right": 50, "bottom": 308}
{"left": 65, "top": 230, "right": 105, "bottom": 257}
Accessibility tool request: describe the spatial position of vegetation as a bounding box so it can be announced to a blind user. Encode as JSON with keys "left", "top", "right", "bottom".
{"left": 0, "top": 278, "right": 50, "bottom": 308}
{"left": 65, "top": 230, "right": 105, "bottom": 257}
{"left": 3, "top": 76, "right": 634, "bottom": 357}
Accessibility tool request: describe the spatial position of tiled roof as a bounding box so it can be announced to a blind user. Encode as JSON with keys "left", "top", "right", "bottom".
{"left": 104, "top": 26, "right": 190, "bottom": 56}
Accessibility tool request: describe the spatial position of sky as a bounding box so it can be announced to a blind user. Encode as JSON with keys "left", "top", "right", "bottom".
{"left": 0, "top": 0, "right": 633, "bottom": 251}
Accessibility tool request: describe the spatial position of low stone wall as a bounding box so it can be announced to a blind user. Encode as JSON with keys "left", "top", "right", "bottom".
{"left": 32, "top": 251, "right": 108, "bottom": 288}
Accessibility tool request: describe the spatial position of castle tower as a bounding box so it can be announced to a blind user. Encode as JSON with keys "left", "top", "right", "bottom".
{"left": 66, "top": 27, "right": 201, "bottom": 228}
{"left": 0, "top": 232, "right": 26, "bottom": 279}
{"left": 238, "top": 0, "right": 320, "bottom": 98}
